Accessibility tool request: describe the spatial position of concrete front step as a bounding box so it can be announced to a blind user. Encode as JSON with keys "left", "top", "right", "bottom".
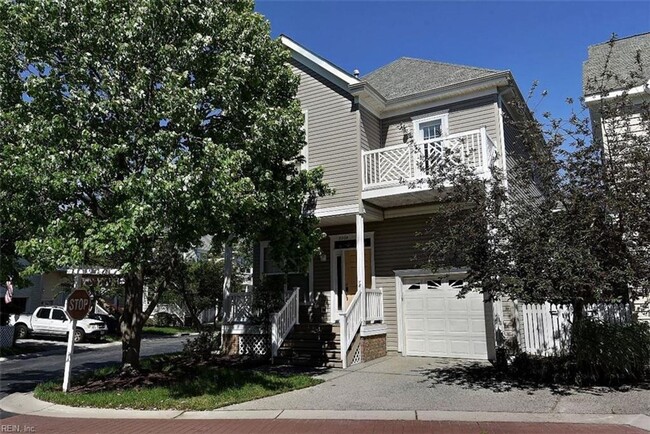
{"left": 274, "top": 355, "right": 343, "bottom": 369}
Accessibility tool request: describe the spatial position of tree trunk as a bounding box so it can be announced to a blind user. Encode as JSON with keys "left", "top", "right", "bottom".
{"left": 181, "top": 289, "right": 202, "bottom": 331}
{"left": 121, "top": 268, "right": 145, "bottom": 370}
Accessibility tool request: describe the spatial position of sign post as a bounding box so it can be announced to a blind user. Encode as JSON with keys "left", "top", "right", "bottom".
{"left": 62, "top": 277, "right": 92, "bottom": 392}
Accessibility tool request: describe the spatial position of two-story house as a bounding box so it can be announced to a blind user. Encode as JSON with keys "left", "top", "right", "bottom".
{"left": 222, "top": 36, "right": 531, "bottom": 368}
{"left": 583, "top": 32, "right": 650, "bottom": 323}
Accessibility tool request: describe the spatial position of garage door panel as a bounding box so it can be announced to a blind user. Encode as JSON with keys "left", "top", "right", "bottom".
{"left": 425, "top": 339, "right": 448, "bottom": 355}
{"left": 403, "top": 278, "right": 489, "bottom": 360}
{"left": 426, "top": 299, "right": 445, "bottom": 312}
{"left": 449, "top": 340, "right": 472, "bottom": 356}
{"left": 471, "top": 318, "right": 486, "bottom": 332}
{"left": 446, "top": 298, "right": 469, "bottom": 312}
{"left": 405, "top": 318, "right": 425, "bottom": 332}
{"left": 448, "top": 319, "right": 470, "bottom": 333}
{"left": 426, "top": 318, "right": 446, "bottom": 332}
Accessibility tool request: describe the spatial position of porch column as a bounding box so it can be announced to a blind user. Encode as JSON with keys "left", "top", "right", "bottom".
{"left": 356, "top": 213, "right": 366, "bottom": 322}
{"left": 220, "top": 237, "right": 233, "bottom": 323}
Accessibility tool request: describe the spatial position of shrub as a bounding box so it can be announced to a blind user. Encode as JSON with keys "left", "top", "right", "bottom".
{"left": 183, "top": 328, "right": 221, "bottom": 361}
{"left": 571, "top": 318, "right": 650, "bottom": 386}
{"left": 147, "top": 312, "right": 183, "bottom": 327}
{"left": 509, "top": 352, "right": 575, "bottom": 384}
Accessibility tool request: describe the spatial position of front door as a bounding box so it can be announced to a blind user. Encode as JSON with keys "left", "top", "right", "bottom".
{"left": 342, "top": 248, "right": 372, "bottom": 309}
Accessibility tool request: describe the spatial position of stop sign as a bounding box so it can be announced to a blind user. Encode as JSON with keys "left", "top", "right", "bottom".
{"left": 66, "top": 289, "right": 92, "bottom": 320}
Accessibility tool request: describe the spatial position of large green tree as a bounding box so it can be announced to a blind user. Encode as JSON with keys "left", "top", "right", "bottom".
{"left": 418, "top": 37, "right": 649, "bottom": 326}
{"left": 0, "top": 0, "right": 326, "bottom": 368}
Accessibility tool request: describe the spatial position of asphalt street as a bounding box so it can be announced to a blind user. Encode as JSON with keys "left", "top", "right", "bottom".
{"left": 0, "top": 335, "right": 190, "bottom": 399}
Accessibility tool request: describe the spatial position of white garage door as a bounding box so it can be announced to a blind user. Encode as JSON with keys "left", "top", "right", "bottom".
{"left": 402, "top": 278, "right": 488, "bottom": 359}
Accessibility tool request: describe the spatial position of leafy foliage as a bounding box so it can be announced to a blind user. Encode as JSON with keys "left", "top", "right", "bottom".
{"left": 418, "top": 35, "right": 649, "bottom": 309}
{"left": 183, "top": 328, "right": 221, "bottom": 361}
{"left": 0, "top": 0, "right": 327, "bottom": 367}
{"left": 571, "top": 318, "right": 650, "bottom": 385}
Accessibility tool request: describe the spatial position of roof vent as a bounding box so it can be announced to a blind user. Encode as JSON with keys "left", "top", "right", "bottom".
{"left": 353, "top": 69, "right": 360, "bottom": 78}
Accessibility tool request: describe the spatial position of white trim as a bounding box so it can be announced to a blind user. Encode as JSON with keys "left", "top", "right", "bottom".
{"left": 395, "top": 275, "right": 404, "bottom": 353}
{"left": 301, "top": 109, "right": 309, "bottom": 170}
{"left": 308, "top": 257, "right": 314, "bottom": 304}
{"left": 315, "top": 204, "right": 361, "bottom": 218}
{"left": 280, "top": 35, "right": 360, "bottom": 90}
{"left": 361, "top": 182, "right": 431, "bottom": 200}
{"left": 584, "top": 79, "right": 650, "bottom": 104}
{"left": 412, "top": 113, "right": 449, "bottom": 142}
{"left": 329, "top": 231, "right": 375, "bottom": 323}
{"left": 496, "top": 94, "right": 509, "bottom": 194}
{"left": 221, "top": 324, "right": 265, "bottom": 335}
{"left": 381, "top": 81, "right": 504, "bottom": 119}
{"left": 361, "top": 323, "right": 387, "bottom": 337}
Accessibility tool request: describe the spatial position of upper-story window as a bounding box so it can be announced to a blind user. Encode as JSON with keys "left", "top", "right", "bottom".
{"left": 413, "top": 113, "right": 449, "bottom": 143}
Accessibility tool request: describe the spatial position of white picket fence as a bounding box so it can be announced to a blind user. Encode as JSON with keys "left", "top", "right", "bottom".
{"left": 520, "top": 302, "right": 632, "bottom": 355}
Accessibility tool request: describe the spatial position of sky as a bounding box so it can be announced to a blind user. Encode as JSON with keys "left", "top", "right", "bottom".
{"left": 255, "top": 1, "right": 649, "bottom": 123}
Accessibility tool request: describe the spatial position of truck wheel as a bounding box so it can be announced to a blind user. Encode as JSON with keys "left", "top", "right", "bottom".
{"left": 73, "top": 328, "right": 85, "bottom": 343}
{"left": 15, "top": 324, "right": 29, "bottom": 339}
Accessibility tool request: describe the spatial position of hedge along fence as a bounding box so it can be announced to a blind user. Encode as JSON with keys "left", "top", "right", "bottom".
{"left": 519, "top": 302, "right": 632, "bottom": 356}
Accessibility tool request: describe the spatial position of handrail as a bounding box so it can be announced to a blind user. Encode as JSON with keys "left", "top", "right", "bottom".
{"left": 339, "top": 290, "right": 363, "bottom": 369}
{"left": 363, "top": 128, "right": 485, "bottom": 155}
{"left": 365, "top": 288, "right": 383, "bottom": 322}
{"left": 271, "top": 288, "right": 300, "bottom": 359}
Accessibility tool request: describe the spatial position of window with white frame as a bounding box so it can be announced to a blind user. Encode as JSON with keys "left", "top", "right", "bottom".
{"left": 413, "top": 113, "right": 449, "bottom": 142}
{"left": 260, "top": 241, "right": 310, "bottom": 303}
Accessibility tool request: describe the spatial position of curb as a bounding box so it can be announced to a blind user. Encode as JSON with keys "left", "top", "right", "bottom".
{"left": 1, "top": 392, "right": 648, "bottom": 431}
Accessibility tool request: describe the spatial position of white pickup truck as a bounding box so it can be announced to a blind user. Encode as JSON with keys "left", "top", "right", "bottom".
{"left": 10, "top": 306, "right": 108, "bottom": 343}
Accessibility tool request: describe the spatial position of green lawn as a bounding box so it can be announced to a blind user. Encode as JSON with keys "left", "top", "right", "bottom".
{"left": 34, "top": 355, "right": 321, "bottom": 411}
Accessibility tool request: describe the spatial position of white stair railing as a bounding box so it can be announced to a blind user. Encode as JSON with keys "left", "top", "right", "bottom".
{"left": 365, "top": 288, "right": 384, "bottom": 322}
{"left": 271, "top": 288, "right": 300, "bottom": 359}
{"left": 339, "top": 290, "right": 363, "bottom": 369}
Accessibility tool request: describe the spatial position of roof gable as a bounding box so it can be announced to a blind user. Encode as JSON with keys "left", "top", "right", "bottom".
{"left": 362, "top": 57, "right": 504, "bottom": 101}
{"left": 583, "top": 32, "right": 650, "bottom": 96}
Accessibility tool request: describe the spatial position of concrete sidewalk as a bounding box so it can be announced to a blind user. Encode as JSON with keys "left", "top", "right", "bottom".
{"left": 1, "top": 355, "right": 649, "bottom": 432}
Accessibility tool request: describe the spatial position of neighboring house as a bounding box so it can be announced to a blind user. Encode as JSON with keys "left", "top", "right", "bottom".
{"left": 1, "top": 269, "right": 73, "bottom": 316}
{"left": 583, "top": 32, "right": 650, "bottom": 323}
{"left": 222, "top": 35, "right": 533, "bottom": 368}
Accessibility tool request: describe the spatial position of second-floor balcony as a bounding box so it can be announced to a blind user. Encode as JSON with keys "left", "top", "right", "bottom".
{"left": 362, "top": 127, "right": 496, "bottom": 204}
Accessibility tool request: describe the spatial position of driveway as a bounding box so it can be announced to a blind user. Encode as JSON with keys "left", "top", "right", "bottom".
{"left": 222, "top": 355, "right": 650, "bottom": 415}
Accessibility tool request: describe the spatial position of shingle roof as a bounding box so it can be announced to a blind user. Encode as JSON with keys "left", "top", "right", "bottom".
{"left": 362, "top": 57, "right": 504, "bottom": 101}
{"left": 583, "top": 32, "right": 650, "bottom": 96}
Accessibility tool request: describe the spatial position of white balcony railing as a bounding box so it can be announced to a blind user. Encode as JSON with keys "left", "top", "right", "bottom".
{"left": 362, "top": 127, "right": 496, "bottom": 191}
{"left": 225, "top": 292, "right": 255, "bottom": 323}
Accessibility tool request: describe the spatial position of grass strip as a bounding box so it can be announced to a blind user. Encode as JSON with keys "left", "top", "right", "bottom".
{"left": 34, "top": 355, "right": 321, "bottom": 411}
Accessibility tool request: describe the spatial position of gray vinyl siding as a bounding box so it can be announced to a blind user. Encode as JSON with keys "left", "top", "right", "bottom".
{"left": 502, "top": 108, "right": 542, "bottom": 206}
{"left": 360, "top": 106, "right": 381, "bottom": 151}
{"left": 291, "top": 60, "right": 360, "bottom": 210}
{"left": 311, "top": 213, "right": 434, "bottom": 352}
{"left": 381, "top": 95, "right": 499, "bottom": 148}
